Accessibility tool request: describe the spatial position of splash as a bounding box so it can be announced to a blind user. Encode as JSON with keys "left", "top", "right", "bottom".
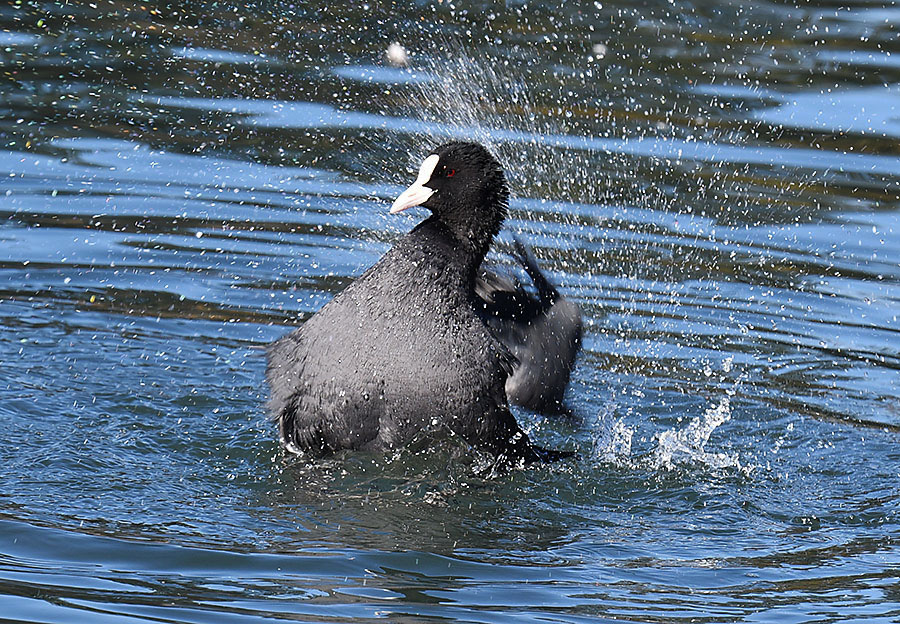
{"left": 591, "top": 404, "right": 634, "bottom": 465}
{"left": 395, "top": 49, "right": 624, "bottom": 210}
{"left": 381, "top": 48, "right": 752, "bottom": 480}
{"left": 651, "top": 397, "right": 743, "bottom": 472}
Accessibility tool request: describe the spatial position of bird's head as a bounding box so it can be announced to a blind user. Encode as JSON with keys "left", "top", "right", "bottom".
{"left": 391, "top": 142, "right": 509, "bottom": 252}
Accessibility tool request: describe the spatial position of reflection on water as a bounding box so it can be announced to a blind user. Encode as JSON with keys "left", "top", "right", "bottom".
{"left": 1, "top": 0, "right": 899, "bottom": 622}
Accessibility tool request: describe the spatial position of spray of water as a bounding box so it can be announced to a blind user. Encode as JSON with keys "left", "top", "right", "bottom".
{"left": 369, "top": 46, "right": 754, "bottom": 475}
{"left": 395, "top": 48, "right": 626, "bottom": 210}
{"left": 652, "top": 397, "right": 743, "bottom": 472}
{"left": 592, "top": 403, "right": 634, "bottom": 464}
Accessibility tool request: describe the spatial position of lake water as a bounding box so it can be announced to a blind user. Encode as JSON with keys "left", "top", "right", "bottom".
{"left": 1, "top": 1, "right": 899, "bottom": 622}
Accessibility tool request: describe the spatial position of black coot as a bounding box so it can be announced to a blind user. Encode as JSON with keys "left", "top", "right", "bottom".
{"left": 266, "top": 142, "right": 571, "bottom": 465}
{"left": 477, "top": 239, "right": 582, "bottom": 415}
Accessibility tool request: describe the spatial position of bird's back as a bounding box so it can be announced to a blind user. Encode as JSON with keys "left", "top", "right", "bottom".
{"left": 266, "top": 223, "right": 513, "bottom": 455}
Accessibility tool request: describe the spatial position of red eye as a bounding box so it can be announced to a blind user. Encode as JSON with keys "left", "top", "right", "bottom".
{"left": 446, "top": 168, "right": 456, "bottom": 177}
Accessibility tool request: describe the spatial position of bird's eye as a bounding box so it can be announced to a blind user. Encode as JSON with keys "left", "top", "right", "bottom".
{"left": 446, "top": 168, "right": 456, "bottom": 178}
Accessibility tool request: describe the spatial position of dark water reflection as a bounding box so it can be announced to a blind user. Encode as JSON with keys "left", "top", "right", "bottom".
{"left": 1, "top": 1, "right": 899, "bottom": 622}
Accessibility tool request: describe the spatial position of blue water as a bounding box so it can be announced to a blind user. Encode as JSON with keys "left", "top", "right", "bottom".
{"left": 1, "top": 1, "right": 899, "bottom": 622}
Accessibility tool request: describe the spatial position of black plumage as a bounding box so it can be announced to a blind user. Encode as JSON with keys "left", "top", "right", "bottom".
{"left": 266, "top": 142, "right": 572, "bottom": 465}
{"left": 477, "top": 239, "right": 582, "bottom": 415}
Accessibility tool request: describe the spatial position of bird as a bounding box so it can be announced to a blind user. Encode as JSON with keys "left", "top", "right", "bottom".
{"left": 266, "top": 141, "right": 572, "bottom": 465}
{"left": 476, "top": 239, "right": 582, "bottom": 415}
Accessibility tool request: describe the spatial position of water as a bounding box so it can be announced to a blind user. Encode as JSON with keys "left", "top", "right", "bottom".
{"left": 1, "top": 1, "right": 899, "bottom": 621}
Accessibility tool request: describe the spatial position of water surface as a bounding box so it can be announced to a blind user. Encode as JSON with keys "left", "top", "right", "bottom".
{"left": 1, "top": 1, "right": 899, "bottom": 622}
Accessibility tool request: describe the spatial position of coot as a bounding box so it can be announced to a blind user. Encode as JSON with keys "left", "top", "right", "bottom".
{"left": 266, "top": 142, "right": 571, "bottom": 465}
